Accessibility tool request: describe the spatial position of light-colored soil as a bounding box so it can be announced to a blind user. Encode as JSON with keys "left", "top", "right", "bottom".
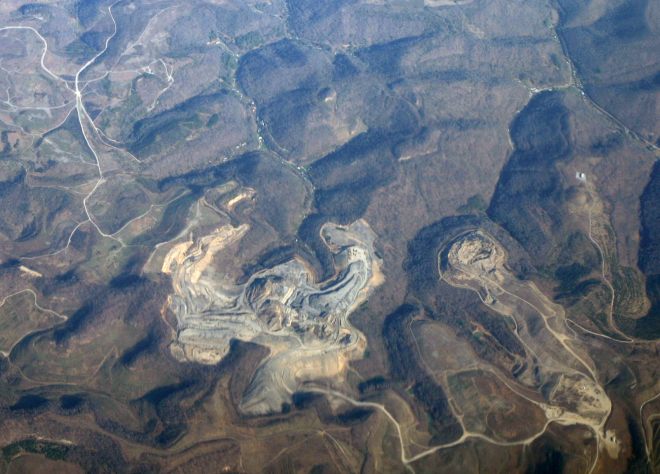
{"left": 162, "top": 217, "right": 384, "bottom": 414}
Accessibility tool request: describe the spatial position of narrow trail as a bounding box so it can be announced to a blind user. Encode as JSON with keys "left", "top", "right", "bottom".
{"left": 448, "top": 261, "right": 599, "bottom": 383}
{"left": 567, "top": 318, "right": 631, "bottom": 344}
{"left": 0, "top": 26, "right": 73, "bottom": 90}
{"left": 640, "top": 390, "right": 660, "bottom": 460}
{"left": 73, "top": 3, "right": 124, "bottom": 245}
{"left": 446, "top": 264, "right": 607, "bottom": 474}
{"left": 582, "top": 182, "right": 659, "bottom": 346}
{"left": 438, "top": 263, "right": 544, "bottom": 365}
{"left": 586, "top": 194, "right": 630, "bottom": 342}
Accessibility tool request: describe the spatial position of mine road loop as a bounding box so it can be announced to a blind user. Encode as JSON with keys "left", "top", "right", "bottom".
{"left": 20, "top": 220, "right": 90, "bottom": 260}
{"left": 0, "top": 288, "right": 67, "bottom": 358}
{"left": 305, "top": 386, "right": 596, "bottom": 473}
{"left": 436, "top": 234, "right": 617, "bottom": 472}
{"left": 445, "top": 260, "right": 611, "bottom": 473}
{"left": 0, "top": 288, "right": 66, "bottom": 321}
{"left": 428, "top": 316, "right": 603, "bottom": 472}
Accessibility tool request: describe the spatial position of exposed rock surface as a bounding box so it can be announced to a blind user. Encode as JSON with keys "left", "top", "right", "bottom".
{"left": 163, "top": 219, "right": 383, "bottom": 414}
